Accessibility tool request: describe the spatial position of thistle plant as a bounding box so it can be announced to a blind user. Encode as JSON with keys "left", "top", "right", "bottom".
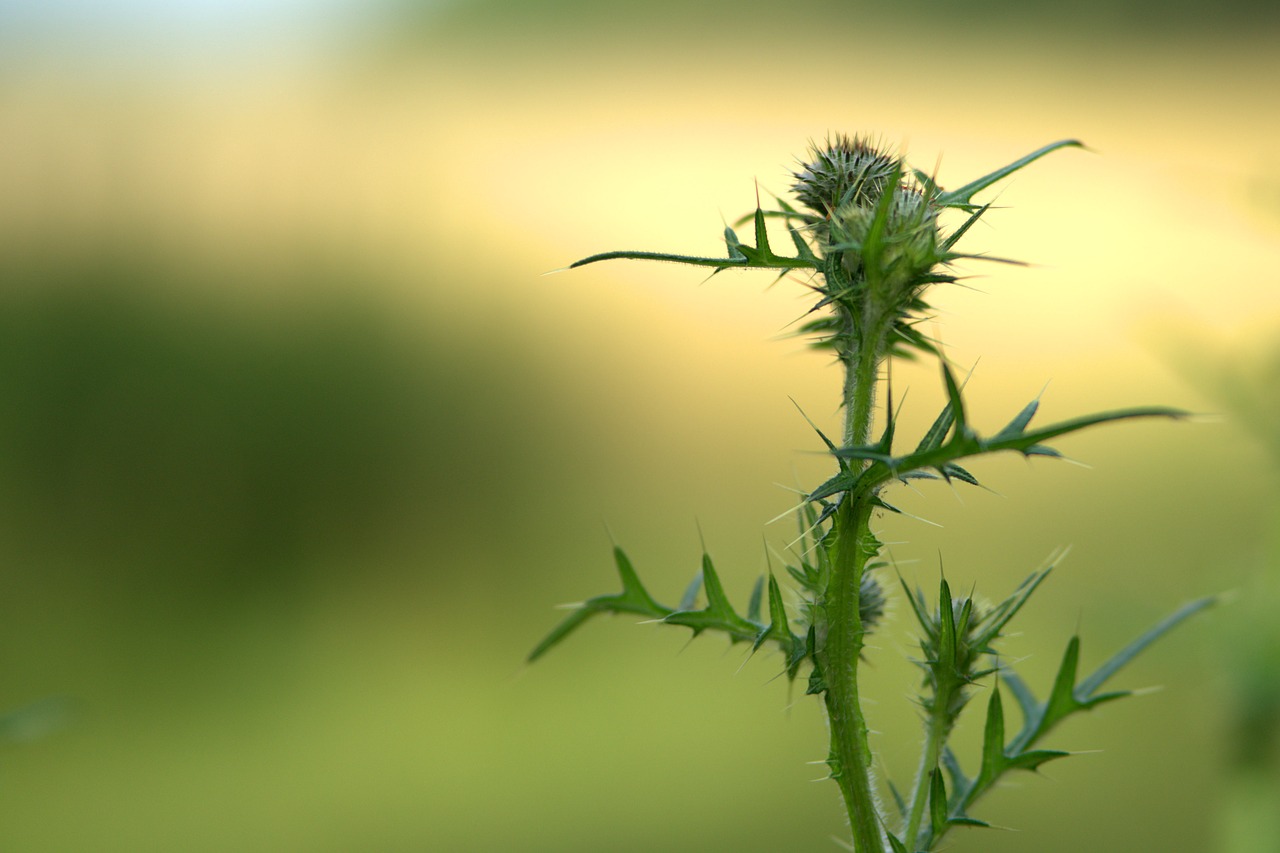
{"left": 531, "top": 136, "right": 1215, "bottom": 851}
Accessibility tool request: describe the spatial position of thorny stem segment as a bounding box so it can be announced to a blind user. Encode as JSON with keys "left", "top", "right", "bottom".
{"left": 822, "top": 331, "right": 888, "bottom": 852}
{"left": 840, "top": 306, "right": 883, "bottom": 451}
{"left": 903, "top": 684, "right": 954, "bottom": 849}
{"left": 822, "top": 494, "right": 885, "bottom": 852}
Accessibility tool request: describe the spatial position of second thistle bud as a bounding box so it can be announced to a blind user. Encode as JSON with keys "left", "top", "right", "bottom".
{"left": 827, "top": 186, "right": 940, "bottom": 295}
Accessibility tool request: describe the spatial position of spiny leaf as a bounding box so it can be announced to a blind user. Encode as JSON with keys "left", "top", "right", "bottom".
{"left": 940, "top": 362, "right": 969, "bottom": 435}
{"left": 1000, "top": 667, "right": 1040, "bottom": 733}
{"left": 724, "top": 225, "right": 745, "bottom": 261}
{"left": 664, "top": 553, "right": 760, "bottom": 640}
{"left": 942, "top": 203, "right": 993, "bottom": 251}
{"left": 1005, "top": 748, "right": 1069, "bottom": 772}
{"left": 527, "top": 606, "right": 605, "bottom": 664}
{"left": 860, "top": 163, "right": 908, "bottom": 289}
{"left": 805, "top": 627, "right": 826, "bottom": 695}
{"left": 900, "top": 576, "right": 933, "bottom": 635}
{"left": 757, "top": 573, "right": 804, "bottom": 671}
{"left": 527, "top": 547, "right": 670, "bottom": 662}
{"left": 807, "top": 469, "right": 863, "bottom": 502}
{"left": 973, "top": 567, "right": 1053, "bottom": 650}
{"left": 977, "top": 685, "right": 1006, "bottom": 791}
{"left": 753, "top": 204, "right": 772, "bottom": 257}
{"left": 678, "top": 570, "right": 704, "bottom": 611}
{"left": 1042, "top": 635, "right": 1084, "bottom": 731}
{"left": 936, "top": 140, "right": 1085, "bottom": 209}
{"left": 836, "top": 404, "right": 1186, "bottom": 499}
{"left": 568, "top": 212, "right": 818, "bottom": 275}
{"left": 941, "top": 747, "right": 970, "bottom": 802}
{"left": 937, "top": 579, "right": 958, "bottom": 671}
{"left": 612, "top": 548, "right": 665, "bottom": 610}
{"left": 1076, "top": 595, "right": 1217, "bottom": 701}
{"left": 879, "top": 381, "right": 898, "bottom": 455}
{"left": 991, "top": 406, "right": 1187, "bottom": 456}
{"left": 915, "top": 395, "right": 956, "bottom": 454}
{"left": 747, "top": 575, "right": 765, "bottom": 623}
{"left": 996, "top": 397, "right": 1040, "bottom": 439}
{"left": 940, "top": 463, "right": 979, "bottom": 486}
{"left": 928, "top": 770, "right": 949, "bottom": 842}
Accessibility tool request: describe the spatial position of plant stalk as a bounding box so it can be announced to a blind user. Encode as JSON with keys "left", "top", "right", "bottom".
{"left": 902, "top": 693, "right": 951, "bottom": 849}
{"left": 821, "top": 324, "right": 887, "bottom": 852}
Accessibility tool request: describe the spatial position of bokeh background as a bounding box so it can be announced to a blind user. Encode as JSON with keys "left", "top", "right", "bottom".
{"left": 0, "top": 0, "right": 1278, "bottom": 850}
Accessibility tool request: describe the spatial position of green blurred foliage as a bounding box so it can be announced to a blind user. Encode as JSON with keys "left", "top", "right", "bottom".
{"left": 391, "top": 0, "right": 1280, "bottom": 41}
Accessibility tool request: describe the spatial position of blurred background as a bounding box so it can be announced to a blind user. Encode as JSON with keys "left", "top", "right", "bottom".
{"left": 0, "top": 0, "right": 1277, "bottom": 850}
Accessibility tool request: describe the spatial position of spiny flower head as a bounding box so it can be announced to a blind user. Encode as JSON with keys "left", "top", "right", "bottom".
{"left": 791, "top": 134, "right": 902, "bottom": 216}
{"left": 825, "top": 184, "right": 941, "bottom": 294}
{"left": 915, "top": 591, "right": 992, "bottom": 720}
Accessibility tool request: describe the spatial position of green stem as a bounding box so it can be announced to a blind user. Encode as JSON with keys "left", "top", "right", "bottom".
{"left": 902, "top": 694, "right": 951, "bottom": 850}
{"left": 821, "top": 322, "right": 887, "bottom": 852}
{"left": 842, "top": 324, "right": 879, "bottom": 450}
{"left": 822, "top": 495, "right": 885, "bottom": 852}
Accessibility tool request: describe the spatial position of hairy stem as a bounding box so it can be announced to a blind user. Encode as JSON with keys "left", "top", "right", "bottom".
{"left": 903, "top": 693, "right": 952, "bottom": 849}
{"left": 822, "top": 324, "right": 886, "bottom": 852}
{"left": 823, "top": 495, "right": 884, "bottom": 851}
{"left": 841, "top": 319, "right": 880, "bottom": 450}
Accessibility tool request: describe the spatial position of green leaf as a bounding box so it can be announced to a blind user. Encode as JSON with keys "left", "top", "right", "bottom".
{"left": 940, "top": 362, "right": 969, "bottom": 435}
{"left": 753, "top": 204, "right": 772, "bottom": 257}
{"left": 807, "top": 469, "right": 863, "bottom": 502}
{"left": 527, "top": 547, "right": 670, "bottom": 663}
{"left": 746, "top": 575, "right": 765, "bottom": 623}
{"left": 1076, "top": 595, "right": 1217, "bottom": 701}
{"left": 941, "top": 203, "right": 993, "bottom": 250}
{"left": 837, "top": 403, "right": 1186, "bottom": 499}
{"left": 937, "top": 579, "right": 958, "bottom": 671}
{"left": 1006, "top": 748, "right": 1069, "bottom": 772}
{"left": 999, "top": 667, "right": 1040, "bottom": 733}
{"left": 805, "top": 627, "right": 826, "bottom": 695}
{"left": 664, "top": 553, "right": 760, "bottom": 640}
{"left": 941, "top": 747, "right": 970, "bottom": 800}
{"left": 879, "top": 382, "right": 899, "bottom": 455}
{"left": 756, "top": 572, "right": 804, "bottom": 673}
{"left": 724, "top": 225, "right": 746, "bottom": 261}
{"left": 996, "top": 398, "right": 1039, "bottom": 439}
{"left": 928, "top": 769, "right": 949, "bottom": 842}
{"left": 860, "top": 163, "right": 907, "bottom": 288}
{"left": 990, "top": 406, "right": 1187, "bottom": 456}
{"left": 915, "top": 396, "right": 956, "bottom": 454}
{"left": 568, "top": 204, "right": 820, "bottom": 275}
{"left": 977, "top": 685, "right": 1006, "bottom": 790}
{"left": 973, "top": 567, "right": 1053, "bottom": 650}
{"left": 678, "top": 570, "right": 704, "bottom": 611}
{"left": 936, "top": 140, "right": 1085, "bottom": 209}
{"left": 900, "top": 576, "right": 933, "bottom": 635}
{"left": 1042, "top": 635, "right": 1084, "bottom": 731}
{"left": 940, "top": 463, "right": 979, "bottom": 486}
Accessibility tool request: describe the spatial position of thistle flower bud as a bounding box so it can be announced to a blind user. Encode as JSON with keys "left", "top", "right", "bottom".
{"left": 792, "top": 134, "right": 901, "bottom": 215}
{"left": 826, "top": 185, "right": 940, "bottom": 294}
